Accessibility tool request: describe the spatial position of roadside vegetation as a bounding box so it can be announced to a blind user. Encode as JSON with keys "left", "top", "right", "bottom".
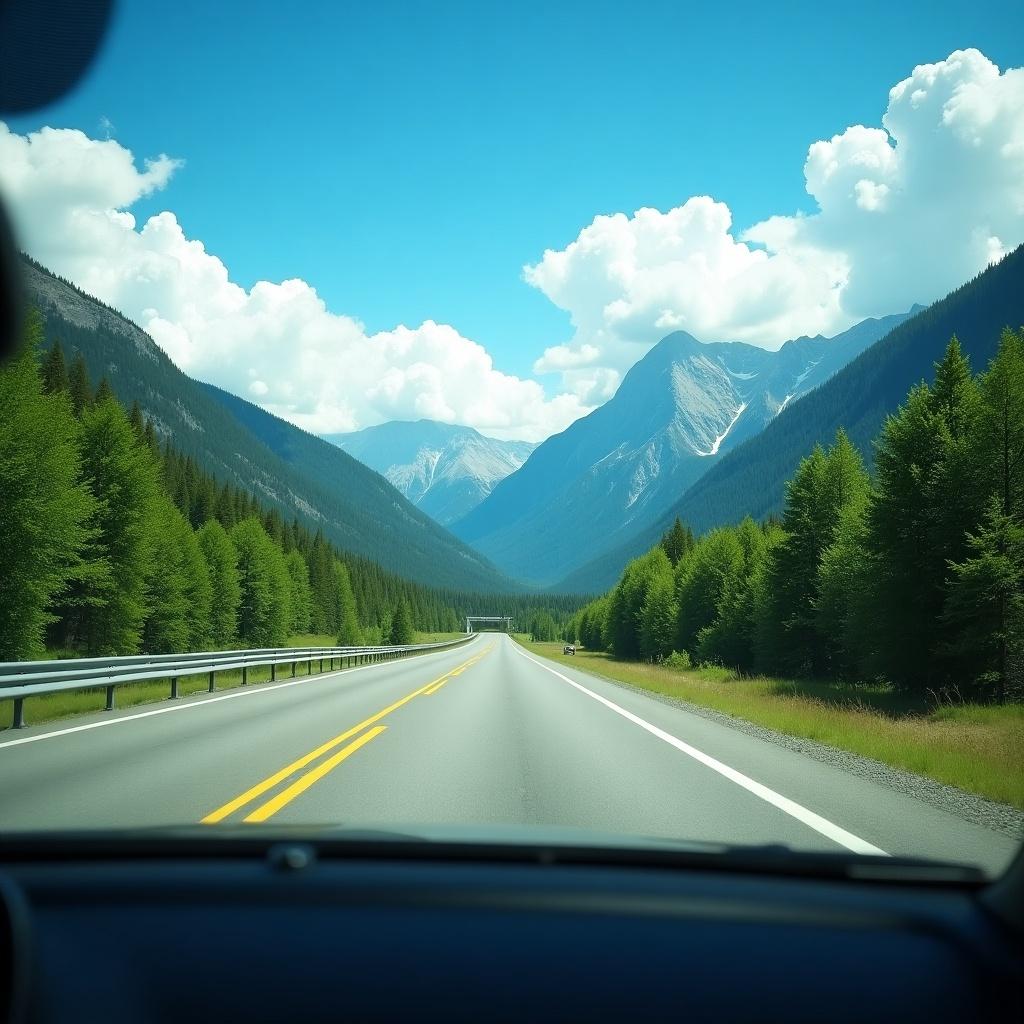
{"left": 538, "top": 332, "right": 1024, "bottom": 806}
{"left": 521, "top": 640, "right": 1024, "bottom": 809}
{"left": 0, "top": 311, "right": 584, "bottom": 667}
{"left": 564, "top": 333, "right": 1024, "bottom": 708}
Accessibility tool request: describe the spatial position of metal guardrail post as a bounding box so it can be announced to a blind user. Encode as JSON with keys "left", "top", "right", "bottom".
{"left": 12, "top": 697, "right": 24, "bottom": 729}
{"left": 105, "top": 685, "right": 115, "bottom": 711}
{"left": 291, "top": 661, "right": 296, "bottom": 678}
{"left": 242, "top": 665, "right": 248, "bottom": 686}
{"left": 208, "top": 671, "right": 215, "bottom": 693}
{"left": 271, "top": 664, "right": 276, "bottom": 681}
{"left": 170, "top": 676, "right": 179, "bottom": 699}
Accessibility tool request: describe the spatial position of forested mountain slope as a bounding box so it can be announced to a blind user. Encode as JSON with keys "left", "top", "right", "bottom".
{"left": 453, "top": 313, "right": 908, "bottom": 586}
{"left": 557, "top": 245, "right": 1024, "bottom": 593}
{"left": 20, "top": 256, "right": 514, "bottom": 593}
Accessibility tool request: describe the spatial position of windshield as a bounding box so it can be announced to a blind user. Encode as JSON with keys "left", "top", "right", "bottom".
{"left": 0, "top": 0, "right": 1021, "bottom": 879}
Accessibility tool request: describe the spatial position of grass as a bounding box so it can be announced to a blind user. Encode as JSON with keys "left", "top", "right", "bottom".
{"left": 0, "top": 632, "right": 470, "bottom": 733}
{"left": 414, "top": 631, "right": 467, "bottom": 643}
{"left": 520, "top": 640, "right": 1024, "bottom": 810}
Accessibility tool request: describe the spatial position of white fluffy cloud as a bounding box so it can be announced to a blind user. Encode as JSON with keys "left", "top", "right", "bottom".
{"left": 2, "top": 49, "right": 1021, "bottom": 439}
{"left": 0, "top": 124, "right": 586, "bottom": 442}
{"left": 526, "top": 48, "right": 1024, "bottom": 386}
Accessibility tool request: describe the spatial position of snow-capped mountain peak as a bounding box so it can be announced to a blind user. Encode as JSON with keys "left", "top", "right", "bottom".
{"left": 326, "top": 419, "right": 536, "bottom": 526}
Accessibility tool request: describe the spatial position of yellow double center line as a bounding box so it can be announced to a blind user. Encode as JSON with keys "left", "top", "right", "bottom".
{"left": 201, "top": 644, "right": 492, "bottom": 824}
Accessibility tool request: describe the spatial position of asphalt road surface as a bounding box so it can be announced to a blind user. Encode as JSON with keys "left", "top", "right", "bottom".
{"left": 0, "top": 634, "right": 1018, "bottom": 873}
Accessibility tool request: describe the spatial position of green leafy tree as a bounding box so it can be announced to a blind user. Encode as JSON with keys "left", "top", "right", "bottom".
{"left": 639, "top": 559, "right": 677, "bottom": 661}
{"left": 675, "top": 528, "right": 743, "bottom": 656}
{"left": 607, "top": 549, "right": 670, "bottom": 659}
{"left": 697, "top": 517, "right": 777, "bottom": 670}
{"left": 0, "top": 314, "right": 93, "bottom": 658}
{"left": 390, "top": 595, "right": 414, "bottom": 645}
{"left": 528, "top": 609, "right": 558, "bottom": 641}
{"left": 197, "top": 520, "right": 241, "bottom": 647}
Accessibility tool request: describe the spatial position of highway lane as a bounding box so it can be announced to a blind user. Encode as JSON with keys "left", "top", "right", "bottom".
{"left": 0, "top": 634, "right": 1018, "bottom": 873}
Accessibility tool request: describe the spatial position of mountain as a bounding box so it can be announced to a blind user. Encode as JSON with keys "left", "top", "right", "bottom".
{"left": 452, "top": 312, "right": 911, "bottom": 586}
{"left": 19, "top": 256, "right": 515, "bottom": 593}
{"left": 326, "top": 420, "right": 536, "bottom": 525}
{"left": 558, "top": 244, "right": 1024, "bottom": 593}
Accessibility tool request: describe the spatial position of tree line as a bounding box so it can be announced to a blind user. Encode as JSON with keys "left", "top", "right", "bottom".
{"left": 0, "top": 315, "right": 437, "bottom": 658}
{"left": 565, "top": 331, "right": 1024, "bottom": 703}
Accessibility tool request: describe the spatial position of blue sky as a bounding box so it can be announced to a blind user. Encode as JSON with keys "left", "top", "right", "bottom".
{"left": 2, "top": 1, "right": 1022, "bottom": 439}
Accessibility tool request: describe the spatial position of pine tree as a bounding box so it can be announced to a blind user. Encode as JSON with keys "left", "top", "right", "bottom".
{"left": 197, "top": 520, "right": 241, "bottom": 648}
{"left": 928, "top": 339, "right": 985, "bottom": 596}
{"left": 75, "top": 397, "right": 161, "bottom": 654}
{"left": 761, "top": 432, "right": 868, "bottom": 676}
{"left": 177, "top": 511, "right": 213, "bottom": 649}
{"left": 285, "top": 550, "right": 313, "bottom": 635}
{"left": 978, "top": 328, "right": 1024, "bottom": 522}
{"left": 660, "top": 517, "right": 695, "bottom": 566}
{"left": 230, "top": 518, "right": 292, "bottom": 646}
{"left": 335, "top": 561, "right": 362, "bottom": 645}
{"left": 865, "top": 384, "right": 942, "bottom": 689}
{"left": 141, "top": 497, "right": 193, "bottom": 654}
{"left": 41, "top": 340, "right": 68, "bottom": 394}
{"left": 68, "top": 352, "right": 92, "bottom": 416}
{"left": 128, "top": 401, "right": 145, "bottom": 439}
{"left": 95, "top": 377, "right": 115, "bottom": 405}
{"left": 0, "top": 312, "right": 93, "bottom": 658}
{"left": 943, "top": 498, "right": 1024, "bottom": 703}
{"left": 390, "top": 596, "right": 414, "bottom": 645}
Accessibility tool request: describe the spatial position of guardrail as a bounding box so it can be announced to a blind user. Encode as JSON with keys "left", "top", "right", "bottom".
{"left": 0, "top": 636, "right": 475, "bottom": 729}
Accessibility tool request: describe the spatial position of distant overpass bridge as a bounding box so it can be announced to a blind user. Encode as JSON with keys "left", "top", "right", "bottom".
{"left": 465, "top": 616, "right": 514, "bottom": 634}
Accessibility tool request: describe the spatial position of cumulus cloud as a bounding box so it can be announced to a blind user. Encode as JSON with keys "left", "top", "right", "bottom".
{"left": 526, "top": 48, "right": 1024, "bottom": 388}
{"left": 0, "top": 123, "right": 587, "bottom": 442}
{"left": 2, "top": 48, "right": 1020, "bottom": 438}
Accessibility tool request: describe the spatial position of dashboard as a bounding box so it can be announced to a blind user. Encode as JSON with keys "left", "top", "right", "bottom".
{"left": 1, "top": 837, "right": 1021, "bottom": 1023}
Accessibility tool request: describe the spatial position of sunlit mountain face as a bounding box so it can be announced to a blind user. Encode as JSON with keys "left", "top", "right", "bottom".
{"left": 452, "top": 313, "right": 913, "bottom": 586}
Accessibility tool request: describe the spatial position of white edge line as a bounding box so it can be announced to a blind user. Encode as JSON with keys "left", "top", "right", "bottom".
{"left": 0, "top": 638, "right": 480, "bottom": 751}
{"left": 512, "top": 643, "right": 887, "bottom": 857}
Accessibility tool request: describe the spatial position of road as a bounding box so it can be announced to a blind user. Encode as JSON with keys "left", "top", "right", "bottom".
{"left": 0, "top": 634, "right": 1018, "bottom": 873}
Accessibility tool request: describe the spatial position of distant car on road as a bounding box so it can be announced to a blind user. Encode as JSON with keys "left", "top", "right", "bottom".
{"left": 563, "top": 644, "right": 576, "bottom": 655}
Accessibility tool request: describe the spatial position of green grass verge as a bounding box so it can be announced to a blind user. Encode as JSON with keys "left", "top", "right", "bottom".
{"left": 1, "top": 633, "right": 471, "bottom": 733}
{"left": 519, "top": 640, "right": 1024, "bottom": 810}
